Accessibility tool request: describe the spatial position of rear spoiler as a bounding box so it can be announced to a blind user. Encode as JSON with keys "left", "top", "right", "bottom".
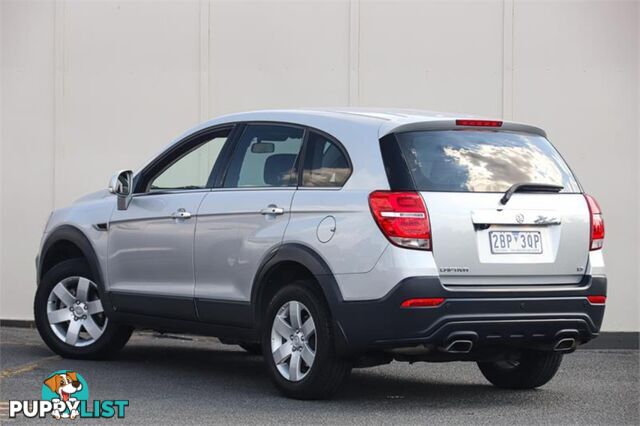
{"left": 379, "top": 119, "right": 547, "bottom": 138}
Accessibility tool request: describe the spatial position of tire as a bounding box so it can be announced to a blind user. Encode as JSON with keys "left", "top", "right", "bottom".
{"left": 262, "top": 280, "right": 351, "bottom": 400}
{"left": 239, "top": 342, "right": 262, "bottom": 355}
{"left": 34, "top": 258, "right": 132, "bottom": 360}
{"left": 477, "top": 349, "right": 563, "bottom": 389}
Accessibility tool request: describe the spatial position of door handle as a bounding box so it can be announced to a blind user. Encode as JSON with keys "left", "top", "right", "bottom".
{"left": 260, "top": 206, "right": 285, "bottom": 215}
{"left": 171, "top": 208, "right": 192, "bottom": 219}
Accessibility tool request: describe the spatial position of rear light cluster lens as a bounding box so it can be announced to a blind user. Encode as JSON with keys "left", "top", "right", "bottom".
{"left": 455, "top": 119, "right": 503, "bottom": 127}
{"left": 584, "top": 194, "right": 604, "bottom": 250}
{"left": 401, "top": 298, "right": 445, "bottom": 308}
{"left": 587, "top": 295, "right": 606, "bottom": 305}
{"left": 369, "top": 191, "right": 431, "bottom": 250}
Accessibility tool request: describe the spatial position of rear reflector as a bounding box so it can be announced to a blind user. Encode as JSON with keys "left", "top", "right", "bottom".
{"left": 401, "top": 298, "right": 445, "bottom": 308}
{"left": 456, "top": 119, "right": 503, "bottom": 127}
{"left": 584, "top": 194, "right": 604, "bottom": 250}
{"left": 587, "top": 295, "right": 606, "bottom": 305}
{"left": 369, "top": 191, "right": 431, "bottom": 250}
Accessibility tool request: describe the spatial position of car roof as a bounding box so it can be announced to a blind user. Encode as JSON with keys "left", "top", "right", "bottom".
{"left": 198, "top": 107, "right": 465, "bottom": 132}
{"left": 138, "top": 107, "right": 548, "bottom": 181}
{"left": 149, "top": 108, "right": 546, "bottom": 171}
{"left": 192, "top": 107, "right": 546, "bottom": 138}
{"left": 215, "top": 107, "right": 462, "bottom": 123}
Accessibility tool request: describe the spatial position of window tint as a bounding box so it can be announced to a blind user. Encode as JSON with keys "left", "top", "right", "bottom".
{"left": 224, "top": 124, "right": 303, "bottom": 188}
{"left": 150, "top": 132, "right": 229, "bottom": 191}
{"left": 302, "top": 132, "right": 350, "bottom": 187}
{"left": 393, "top": 130, "right": 580, "bottom": 193}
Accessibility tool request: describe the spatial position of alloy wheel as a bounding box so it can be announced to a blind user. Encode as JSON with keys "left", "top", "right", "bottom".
{"left": 46, "top": 276, "right": 107, "bottom": 347}
{"left": 270, "top": 300, "right": 316, "bottom": 381}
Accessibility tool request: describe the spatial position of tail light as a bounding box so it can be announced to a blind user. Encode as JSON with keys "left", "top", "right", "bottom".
{"left": 585, "top": 194, "right": 604, "bottom": 250}
{"left": 368, "top": 191, "right": 431, "bottom": 250}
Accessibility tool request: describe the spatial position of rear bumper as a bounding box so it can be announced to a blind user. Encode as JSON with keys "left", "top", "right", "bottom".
{"left": 333, "top": 275, "right": 606, "bottom": 353}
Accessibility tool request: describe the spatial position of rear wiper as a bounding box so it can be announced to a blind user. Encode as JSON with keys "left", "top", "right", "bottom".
{"left": 500, "top": 182, "right": 563, "bottom": 205}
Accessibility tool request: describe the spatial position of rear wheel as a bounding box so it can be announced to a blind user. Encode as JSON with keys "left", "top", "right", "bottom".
{"left": 262, "top": 280, "right": 351, "bottom": 399}
{"left": 477, "top": 349, "right": 563, "bottom": 389}
{"left": 34, "top": 259, "right": 132, "bottom": 359}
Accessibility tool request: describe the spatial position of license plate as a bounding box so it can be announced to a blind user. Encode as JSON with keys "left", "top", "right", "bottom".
{"left": 489, "top": 231, "right": 542, "bottom": 254}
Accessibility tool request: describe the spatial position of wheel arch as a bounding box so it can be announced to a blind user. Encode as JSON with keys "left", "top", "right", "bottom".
{"left": 251, "top": 243, "right": 345, "bottom": 329}
{"left": 38, "top": 225, "right": 104, "bottom": 289}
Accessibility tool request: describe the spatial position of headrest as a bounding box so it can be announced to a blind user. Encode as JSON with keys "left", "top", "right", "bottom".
{"left": 264, "top": 154, "right": 297, "bottom": 186}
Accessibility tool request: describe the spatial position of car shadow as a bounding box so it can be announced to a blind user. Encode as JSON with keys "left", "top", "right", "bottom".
{"left": 107, "top": 341, "right": 550, "bottom": 408}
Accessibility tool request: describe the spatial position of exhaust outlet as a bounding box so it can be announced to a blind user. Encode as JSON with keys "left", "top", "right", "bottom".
{"left": 444, "top": 339, "right": 474, "bottom": 354}
{"left": 554, "top": 337, "right": 576, "bottom": 352}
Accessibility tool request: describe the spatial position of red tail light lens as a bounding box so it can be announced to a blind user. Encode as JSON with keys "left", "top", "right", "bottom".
{"left": 587, "top": 295, "right": 606, "bottom": 305}
{"left": 585, "top": 194, "right": 604, "bottom": 250}
{"left": 456, "top": 119, "right": 503, "bottom": 127}
{"left": 401, "top": 298, "right": 445, "bottom": 308}
{"left": 369, "top": 191, "right": 431, "bottom": 250}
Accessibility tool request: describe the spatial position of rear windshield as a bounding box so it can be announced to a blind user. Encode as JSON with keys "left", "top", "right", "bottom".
{"left": 392, "top": 130, "right": 581, "bottom": 193}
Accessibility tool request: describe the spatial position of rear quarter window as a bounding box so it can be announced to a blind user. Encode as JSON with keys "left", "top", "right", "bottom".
{"left": 388, "top": 130, "right": 580, "bottom": 193}
{"left": 302, "top": 131, "right": 351, "bottom": 187}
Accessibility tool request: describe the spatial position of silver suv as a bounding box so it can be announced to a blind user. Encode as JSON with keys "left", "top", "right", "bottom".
{"left": 34, "top": 109, "right": 607, "bottom": 399}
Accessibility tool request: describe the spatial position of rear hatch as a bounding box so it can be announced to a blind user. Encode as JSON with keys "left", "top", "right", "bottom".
{"left": 387, "top": 125, "right": 590, "bottom": 286}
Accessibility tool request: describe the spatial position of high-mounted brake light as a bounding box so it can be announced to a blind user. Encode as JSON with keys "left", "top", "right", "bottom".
{"left": 584, "top": 194, "right": 604, "bottom": 250}
{"left": 456, "top": 119, "right": 503, "bottom": 127}
{"left": 401, "top": 298, "right": 445, "bottom": 308}
{"left": 587, "top": 295, "right": 606, "bottom": 305}
{"left": 369, "top": 191, "right": 431, "bottom": 250}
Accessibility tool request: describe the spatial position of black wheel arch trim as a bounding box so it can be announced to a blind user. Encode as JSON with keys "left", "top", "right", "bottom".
{"left": 250, "top": 242, "right": 350, "bottom": 353}
{"left": 251, "top": 243, "right": 345, "bottom": 314}
{"left": 250, "top": 243, "right": 346, "bottom": 327}
{"left": 38, "top": 224, "right": 118, "bottom": 318}
{"left": 38, "top": 225, "right": 105, "bottom": 292}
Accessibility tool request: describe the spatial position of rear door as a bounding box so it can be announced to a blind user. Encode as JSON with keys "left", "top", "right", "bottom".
{"left": 194, "top": 123, "right": 304, "bottom": 325}
{"left": 391, "top": 128, "right": 589, "bottom": 286}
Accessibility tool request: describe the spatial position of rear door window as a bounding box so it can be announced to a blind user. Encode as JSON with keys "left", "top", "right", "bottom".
{"left": 223, "top": 124, "right": 304, "bottom": 188}
{"left": 392, "top": 130, "right": 580, "bottom": 192}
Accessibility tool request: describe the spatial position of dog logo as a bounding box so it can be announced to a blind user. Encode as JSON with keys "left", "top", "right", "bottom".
{"left": 9, "top": 370, "right": 128, "bottom": 419}
{"left": 42, "top": 371, "right": 88, "bottom": 420}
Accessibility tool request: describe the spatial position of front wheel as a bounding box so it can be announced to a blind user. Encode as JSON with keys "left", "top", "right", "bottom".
{"left": 262, "top": 281, "right": 351, "bottom": 399}
{"left": 477, "top": 349, "right": 563, "bottom": 389}
{"left": 34, "top": 259, "right": 132, "bottom": 359}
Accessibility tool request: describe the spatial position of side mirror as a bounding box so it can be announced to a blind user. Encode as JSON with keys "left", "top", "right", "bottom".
{"left": 108, "top": 170, "right": 133, "bottom": 210}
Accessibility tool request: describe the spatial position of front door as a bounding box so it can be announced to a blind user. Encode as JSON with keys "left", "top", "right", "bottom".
{"left": 107, "top": 127, "right": 232, "bottom": 320}
{"left": 194, "top": 123, "right": 305, "bottom": 326}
